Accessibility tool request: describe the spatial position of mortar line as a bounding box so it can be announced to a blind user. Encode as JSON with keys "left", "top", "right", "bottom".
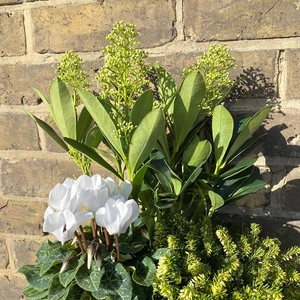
{"left": 174, "top": 0, "right": 184, "bottom": 41}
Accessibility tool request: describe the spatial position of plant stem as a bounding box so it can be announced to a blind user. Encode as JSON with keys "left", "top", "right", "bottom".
{"left": 79, "top": 225, "right": 88, "bottom": 251}
{"left": 103, "top": 228, "right": 111, "bottom": 252}
{"left": 91, "top": 219, "right": 97, "bottom": 240}
{"left": 74, "top": 231, "right": 85, "bottom": 255}
{"left": 114, "top": 234, "right": 120, "bottom": 262}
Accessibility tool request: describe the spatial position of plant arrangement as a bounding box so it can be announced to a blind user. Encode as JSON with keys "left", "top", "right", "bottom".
{"left": 19, "top": 21, "right": 300, "bottom": 299}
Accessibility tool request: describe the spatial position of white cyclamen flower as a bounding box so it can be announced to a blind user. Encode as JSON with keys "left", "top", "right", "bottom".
{"left": 104, "top": 177, "right": 132, "bottom": 200}
{"left": 43, "top": 207, "right": 93, "bottom": 244}
{"left": 95, "top": 195, "right": 139, "bottom": 236}
{"left": 82, "top": 174, "right": 109, "bottom": 215}
{"left": 49, "top": 175, "right": 93, "bottom": 213}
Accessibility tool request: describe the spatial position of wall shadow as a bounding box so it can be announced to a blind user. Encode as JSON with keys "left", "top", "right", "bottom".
{"left": 218, "top": 67, "right": 300, "bottom": 248}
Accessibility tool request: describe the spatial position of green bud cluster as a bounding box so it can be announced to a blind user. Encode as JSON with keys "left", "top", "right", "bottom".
{"left": 56, "top": 50, "right": 90, "bottom": 107}
{"left": 182, "top": 44, "right": 236, "bottom": 113}
{"left": 95, "top": 21, "right": 151, "bottom": 116}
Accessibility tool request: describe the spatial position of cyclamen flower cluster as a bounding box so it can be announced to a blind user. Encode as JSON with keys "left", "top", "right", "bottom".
{"left": 43, "top": 174, "right": 139, "bottom": 244}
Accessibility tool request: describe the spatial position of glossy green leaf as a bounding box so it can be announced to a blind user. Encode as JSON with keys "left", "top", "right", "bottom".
{"left": 49, "top": 77, "right": 76, "bottom": 139}
{"left": 76, "top": 262, "right": 104, "bottom": 292}
{"left": 85, "top": 126, "right": 102, "bottom": 148}
{"left": 78, "top": 88, "right": 125, "bottom": 161}
{"left": 218, "top": 158, "right": 257, "bottom": 180}
{"left": 226, "top": 179, "right": 266, "bottom": 204}
{"left": 183, "top": 137, "right": 212, "bottom": 168}
{"left": 131, "top": 165, "right": 148, "bottom": 200}
{"left": 35, "top": 241, "right": 74, "bottom": 276}
{"left": 31, "top": 86, "right": 53, "bottom": 115}
{"left": 132, "top": 256, "right": 156, "bottom": 287}
{"left": 173, "top": 71, "right": 206, "bottom": 151}
{"left": 64, "top": 138, "right": 122, "bottom": 179}
{"left": 224, "top": 106, "right": 271, "bottom": 163}
{"left": 208, "top": 190, "right": 224, "bottom": 211}
{"left": 18, "top": 264, "right": 53, "bottom": 291}
{"left": 212, "top": 105, "right": 234, "bottom": 172}
{"left": 128, "top": 109, "right": 165, "bottom": 176}
{"left": 92, "top": 263, "right": 132, "bottom": 300}
{"left": 76, "top": 106, "right": 93, "bottom": 142}
{"left": 59, "top": 257, "right": 85, "bottom": 288}
{"left": 130, "top": 90, "right": 153, "bottom": 126}
{"left": 26, "top": 111, "right": 69, "bottom": 152}
{"left": 22, "top": 283, "right": 48, "bottom": 300}
{"left": 49, "top": 275, "right": 69, "bottom": 300}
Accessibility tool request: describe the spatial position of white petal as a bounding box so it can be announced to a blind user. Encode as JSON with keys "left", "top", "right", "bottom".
{"left": 49, "top": 183, "right": 70, "bottom": 211}
{"left": 43, "top": 211, "right": 64, "bottom": 235}
{"left": 95, "top": 207, "right": 106, "bottom": 228}
{"left": 104, "top": 177, "right": 118, "bottom": 196}
{"left": 77, "top": 174, "right": 92, "bottom": 189}
{"left": 44, "top": 206, "right": 54, "bottom": 219}
{"left": 74, "top": 211, "right": 93, "bottom": 226}
{"left": 63, "top": 177, "right": 75, "bottom": 188}
{"left": 92, "top": 187, "right": 109, "bottom": 214}
{"left": 91, "top": 174, "right": 104, "bottom": 189}
{"left": 119, "top": 180, "right": 132, "bottom": 200}
{"left": 119, "top": 200, "right": 139, "bottom": 234}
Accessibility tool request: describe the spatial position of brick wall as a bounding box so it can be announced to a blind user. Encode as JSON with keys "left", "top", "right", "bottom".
{"left": 1, "top": 0, "right": 300, "bottom": 298}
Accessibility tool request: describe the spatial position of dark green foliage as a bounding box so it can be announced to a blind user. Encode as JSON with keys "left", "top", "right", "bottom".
{"left": 153, "top": 215, "right": 300, "bottom": 300}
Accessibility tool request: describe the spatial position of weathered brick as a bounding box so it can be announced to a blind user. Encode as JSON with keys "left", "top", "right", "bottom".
{"left": 247, "top": 111, "right": 300, "bottom": 158}
{"left": 230, "top": 50, "right": 277, "bottom": 100}
{"left": 0, "top": 0, "right": 47, "bottom": 5}
{"left": 285, "top": 49, "right": 300, "bottom": 100}
{"left": 184, "top": 0, "right": 300, "bottom": 41}
{"left": 0, "top": 11, "right": 25, "bottom": 56}
{"left": 0, "top": 274, "right": 25, "bottom": 300}
{"left": 150, "top": 52, "right": 199, "bottom": 84}
{"left": 0, "top": 199, "right": 46, "bottom": 235}
{"left": 0, "top": 63, "right": 55, "bottom": 105}
{"left": 1, "top": 158, "right": 83, "bottom": 197}
{"left": 0, "top": 238, "right": 8, "bottom": 269}
{"left": 10, "top": 239, "right": 42, "bottom": 269}
{"left": 233, "top": 167, "right": 271, "bottom": 208}
{"left": 0, "top": 112, "right": 40, "bottom": 150}
{"left": 1, "top": 157, "right": 115, "bottom": 198}
{"left": 32, "top": 0, "right": 176, "bottom": 53}
{"left": 282, "top": 167, "right": 300, "bottom": 212}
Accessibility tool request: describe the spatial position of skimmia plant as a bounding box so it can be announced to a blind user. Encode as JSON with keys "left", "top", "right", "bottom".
{"left": 19, "top": 21, "right": 300, "bottom": 300}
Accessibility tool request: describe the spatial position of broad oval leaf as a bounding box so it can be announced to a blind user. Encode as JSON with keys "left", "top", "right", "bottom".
{"left": 183, "top": 137, "right": 212, "bottom": 168}
{"left": 76, "top": 262, "right": 104, "bottom": 292}
{"left": 49, "top": 77, "right": 76, "bottom": 139}
{"left": 212, "top": 105, "right": 234, "bottom": 173}
{"left": 208, "top": 190, "right": 224, "bottom": 211}
{"left": 132, "top": 256, "right": 156, "bottom": 287}
{"left": 92, "top": 263, "right": 132, "bottom": 300}
{"left": 128, "top": 109, "right": 165, "bottom": 176}
{"left": 130, "top": 90, "right": 153, "bottom": 127}
{"left": 78, "top": 88, "right": 126, "bottom": 161}
{"left": 22, "top": 283, "right": 49, "bottom": 300}
{"left": 49, "top": 275, "right": 70, "bottom": 300}
{"left": 173, "top": 71, "right": 206, "bottom": 151}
